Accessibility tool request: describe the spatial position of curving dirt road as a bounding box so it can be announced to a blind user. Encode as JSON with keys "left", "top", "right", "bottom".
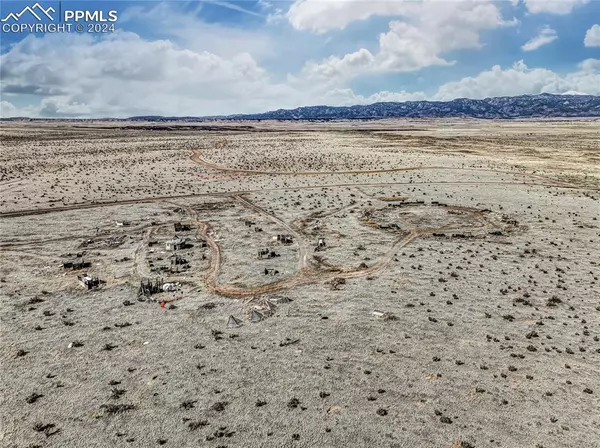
{"left": 0, "top": 146, "right": 576, "bottom": 298}
{"left": 193, "top": 198, "right": 497, "bottom": 297}
{"left": 233, "top": 194, "right": 310, "bottom": 271}
{"left": 190, "top": 149, "right": 426, "bottom": 176}
{"left": 1, "top": 177, "right": 588, "bottom": 220}
{"left": 190, "top": 149, "right": 575, "bottom": 188}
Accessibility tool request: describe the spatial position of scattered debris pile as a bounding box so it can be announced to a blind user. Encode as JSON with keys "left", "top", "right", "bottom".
{"left": 329, "top": 277, "right": 346, "bottom": 290}
{"left": 138, "top": 278, "right": 164, "bottom": 296}
{"left": 257, "top": 248, "right": 280, "bottom": 259}
{"left": 227, "top": 315, "right": 242, "bottom": 328}
{"left": 78, "top": 274, "right": 101, "bottom": 290}
{"left": 379, "top": 196, "right": 409, "bottom": 202}
{"left": 62, "top": 255, "right": 90, "bottom": 270}
{"left": 174, "top": 222, "right": 192, "bottom": 232}
{"left": 315, "top": 237, "right": 326, "bottom": 252}
{"left": 169, "top": 254, "right": 189, "bottom": 273}
{"left": 275, "top": 234, "right": 293, "bottom": 244}
{"left": 165, "top": 237, "right": 186, "bottom": 251}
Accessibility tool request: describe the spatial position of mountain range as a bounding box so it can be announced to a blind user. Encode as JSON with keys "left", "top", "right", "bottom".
{"left": 123, "top": 93, "right": 599, "bottom": 121}
{"left": 219, "top": 93, "right": 600, "bottom": 121}
{"left": 2, "top": 93, "right": 599, "bottom": 122}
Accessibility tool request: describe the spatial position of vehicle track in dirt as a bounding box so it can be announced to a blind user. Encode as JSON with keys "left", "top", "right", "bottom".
{"left": 0, "top": 148, "right": 569, "bottom": 298}
{"left": 1, "top": 157, "right": 517, "bottom": 298}
{"left": 233, "top": 194, "right": 310, "bottom": 271}
{"left": 201, "top": 230, "right": 425, "bottom": 297}
{"left": 194, "top": 200, "right": 498, "bottom": 297}
{"left": 0, "top": 179, "right": 583, "bottom": 220}
{"left": 0, "top": 222, "right": 159, "bottom": 249}
{"left": 190, "top": 148, "right": 576, "bottom": 188}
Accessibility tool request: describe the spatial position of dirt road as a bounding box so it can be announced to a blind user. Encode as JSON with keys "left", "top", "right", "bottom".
{"left": 190, "top": 148, "right": 575, "bottom": 187}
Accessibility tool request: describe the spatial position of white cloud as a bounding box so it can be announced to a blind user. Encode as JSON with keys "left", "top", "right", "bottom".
{"left": 0, "top": 31, "right": 294, "bottom": 117}
{"left": 584, "top": 24, "right": 600, "bottom": 47}
{"left": 322, "top": 88, "right": 427, "bottom": 106}
{"left": 287, "top": 0, "right": 516, "bottom": 33}
{"left": 266, "top": 9, "right": 286, "bottom": 24}
{"left": 0, "top": 100, "right": 18, "bottom": 117}
{"left": 376, "top": 21, "right": 454, "bottom": 72}
{"left": 2, "top": 30, "right": 393, "bottom": 117}
{"left": 306, "top": 59, "right": 600, "bottom": 108}
{"left": 298, "top": 0, "right": 515, "bottom": 79}
{"left": 1, "top": 12, "right": 598, "bottom": 119}
{"left": 522, "top": 26, "right": 557, "bottom": 51}
{"left": 433, "top": 59, "right": 600, "bottom": 100}
{"left": 288, "top": 0, "right": 406, "bottom": 33}
{"left": 301, "top": 48, "right": 376, "bottom": 81}
{"left": 523, "top": 0, "right": 588, "bottom": 15}
{"left": 0, "top": 100, "right": 39, "bottom": 118}
{"left": 258, "top": 0, "right": 285, "bottom": 23}
{"left": 325, "top": 59, "right": 600, "bottom": 108}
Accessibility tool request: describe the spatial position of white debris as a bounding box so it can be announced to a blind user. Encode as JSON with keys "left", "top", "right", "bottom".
{"left": 227, "top": 315, "right": 243, "bottom": 328}
{"left": 250, "top": 309, "right": 265, "bottom": 323}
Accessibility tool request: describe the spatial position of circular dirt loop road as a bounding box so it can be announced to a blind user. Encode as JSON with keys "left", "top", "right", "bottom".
{"left": 193, "top": 195, "right": 498, "bottom": 297}
{"left": 0, "top": 148, "right": 583, "bottom": 299}
{"left": 183, "top": 148, "right": 577, "bottom": 297}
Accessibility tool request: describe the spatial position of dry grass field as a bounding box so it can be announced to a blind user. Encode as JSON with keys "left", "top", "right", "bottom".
{"left": 1, "top": 119, "right": 599, "bottom": 448}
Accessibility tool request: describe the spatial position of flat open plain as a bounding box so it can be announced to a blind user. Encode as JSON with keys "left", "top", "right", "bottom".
{"left": 0, "top": 119, "right": 599, "bottom": 448}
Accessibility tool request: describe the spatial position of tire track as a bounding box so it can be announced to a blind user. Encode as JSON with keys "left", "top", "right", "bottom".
{"left": 233, "top": 194, "right": 310, "bottom": 271}
{"left": 190, "top": 148, "right": 574, "bottom": 188}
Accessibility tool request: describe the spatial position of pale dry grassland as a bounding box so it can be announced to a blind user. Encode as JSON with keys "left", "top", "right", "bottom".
{"left": 0, "top": 119, "right": 599, "bottom": 448}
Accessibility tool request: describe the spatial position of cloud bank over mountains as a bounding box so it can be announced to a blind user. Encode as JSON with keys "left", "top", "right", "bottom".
{"left": 1, "top": 0, "right": 599, "bottom": 118}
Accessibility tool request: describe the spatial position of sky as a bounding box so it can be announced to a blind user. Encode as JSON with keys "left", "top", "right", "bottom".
{"left": 0, "top": 0, "right": 599, "bottom": 117}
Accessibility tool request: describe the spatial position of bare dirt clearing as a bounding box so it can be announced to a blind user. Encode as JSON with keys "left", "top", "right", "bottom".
{"left": 1, "top": 119, "right": 599, "bottom": 448}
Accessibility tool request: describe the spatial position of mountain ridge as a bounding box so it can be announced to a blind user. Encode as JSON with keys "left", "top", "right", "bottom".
{"left": 1, "top": 93, "right": 599, "bottom": 121}
{"left": 220, "top": 93, "right": 600, "bottom": 121}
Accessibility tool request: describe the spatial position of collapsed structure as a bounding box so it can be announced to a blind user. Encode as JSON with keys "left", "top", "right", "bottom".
{"left": 315, "top": 237, "right": 326, "bottom": 251}
{"left": 138, "top": 278, "right": 164, "bottom": 296}
{"left": 174, "top": 222, "right": 192, "bottom": 232}
{"left": 257, "top": 248, "right": 280, "bottom": 259}
{"left": 165, "top": 237, "right": 186, "bottom": 251}
{"left": 62, "top": 257, "right": 90, "bottom": 270}
{"left": 78, "top": 274, "right": 100, "bottom": 290}
{"left": 275, "top": 234, "right": 293, "bottom": 244}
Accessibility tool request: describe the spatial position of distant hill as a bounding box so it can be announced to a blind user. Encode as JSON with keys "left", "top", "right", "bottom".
{"left": 223, "top": 93, "right": 600, "bottom": 120}
{"left": 2, "top": 93, "right": 598, "bottom": 122}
